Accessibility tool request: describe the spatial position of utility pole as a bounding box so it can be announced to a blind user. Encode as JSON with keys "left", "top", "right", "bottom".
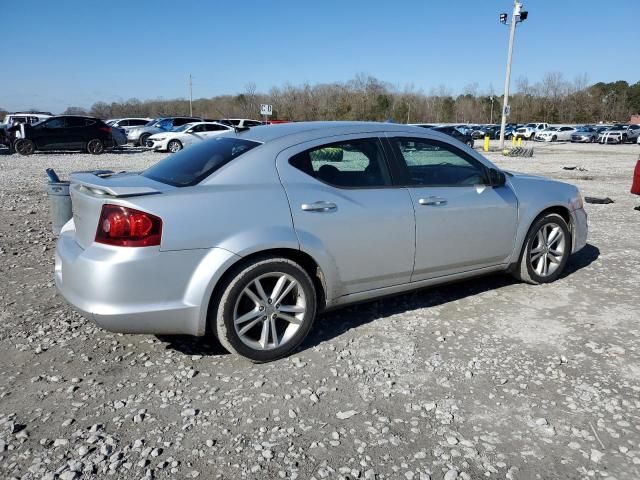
{"left": 499, "top": 1, "right": 528, "bottom": 149}
{"left": 189, "top": 74, "right": 193, "bottom": 116}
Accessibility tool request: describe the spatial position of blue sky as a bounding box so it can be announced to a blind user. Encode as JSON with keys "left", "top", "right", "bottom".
{"left": 2, "top": 0, "right": 638, "bottom": 113}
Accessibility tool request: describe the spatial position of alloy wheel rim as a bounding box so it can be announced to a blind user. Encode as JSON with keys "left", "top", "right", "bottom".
{"left": 169, "top": 141, "right": 180, "bottom": 152}
{"left": 529, "top": 222, "right": 566, "bottom": 277}
{"left": 17, "top": 141, "right": 32, "bottom": 154}
{"left": 233, "top": 273, "right": 306, "bottom": 351}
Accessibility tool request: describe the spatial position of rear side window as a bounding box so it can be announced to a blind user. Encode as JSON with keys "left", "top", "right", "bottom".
{"left": 129, "top": 119, "right": 148, "bottom": 126}
{"left": 142, "top": 137, "right": 260, "bottom": 187}
{"left": 66, "top": 117, "right": 87, "bottom": 128}
{"left": 289, "top": 138, "right": 391, "bottom": 188}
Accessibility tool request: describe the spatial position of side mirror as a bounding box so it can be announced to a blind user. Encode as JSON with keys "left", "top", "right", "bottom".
{"left": 488, "top": 168, "right": 506, "bottom": 187}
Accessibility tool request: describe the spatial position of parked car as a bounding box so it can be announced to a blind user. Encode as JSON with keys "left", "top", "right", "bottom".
{"left": 471, "top": 125, "right": 493, "bottom": 139}
{"left": 515, "top": 123, "right": 549, "bottom": 140}
{"left": 146, "top": 122, "right": 233, "bottom": 152}
{"left": 570, "top": 126, "right": 599, "bottom": 143}
{"left": 10, "top": 116, "right": 114, "bottom": 155}
{"left": 431, "top": 125, "right": 474, "bottom": 148}
{"left": 106, "top": 118, "right": 153, "bottom": 132}
{"left": 54, "top": 121, "right": 587, "bottom": 361}
{"left": 598, "top": 124, "right": 640, "bottom": 144}
{"left": 2, "top": 111, "right": 52, "bottom": 128}
{"left": 223, "top": 119, "right": 264, "bottom": 128}
{"left": 127, "top": 117, "right": 202, "bottom": 146}
{"left": 536, "top": 126, "right": 576, "bottom": 142}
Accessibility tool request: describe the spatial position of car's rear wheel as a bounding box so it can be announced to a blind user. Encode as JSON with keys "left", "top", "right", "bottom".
{"left": 465, "top": 139, "right": 474, "bottom": 148}
{"left": 167, "top": 139, "right": 183, "bottom": 153}
{"left": 14, "top": 138, "right": 35, "bottom": 155}
{"left": 139, "top": 133, "right": 150, "bottom": 147}
{"left": 514, "top": 213, "right": 571, "bottom": 285}
{"left": 87, "top": 139, "right": 104, "bottom": 155}
{"left": 212, "top": 257, "right": 317, "bottom": 362}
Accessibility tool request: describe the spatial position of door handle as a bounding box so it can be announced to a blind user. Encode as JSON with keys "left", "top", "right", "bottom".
{"left": 301, "top": 201, "right": 337, "bottom": 212}
{"left": 419, "top": 197, "right": 448, "bottom": 206}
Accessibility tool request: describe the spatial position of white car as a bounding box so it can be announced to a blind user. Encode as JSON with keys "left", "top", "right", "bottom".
{"left": 536, "top": 126, "right": 576, "bottom": 142}
{"left": 146, "top": 122, "right": 233, "bottom": 152}
{"left": 224, "top": 119, "right": 264, "bottom": 128}
{"left": 515, "top": 123, "right": 549, "bottom": 140}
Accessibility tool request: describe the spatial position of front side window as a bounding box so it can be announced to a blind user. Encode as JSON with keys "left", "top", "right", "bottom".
{"left": 289, "top": 138, "right": 391, "bottom": 188}
{"left": 142, "top": 137, "right": 260, "bottom": 187}
{"left": 205, "top": 124, "right": 230, "bottom": 131}
{"left": 392, "top": 138, "right": 487, "bottom": 187}
{"left": 43, "top": 118, "right": 65, "bottom": 129}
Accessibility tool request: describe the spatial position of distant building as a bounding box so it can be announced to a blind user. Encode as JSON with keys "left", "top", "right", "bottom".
{"left": 631, "top": 114, "right": 640, "bottom": 124}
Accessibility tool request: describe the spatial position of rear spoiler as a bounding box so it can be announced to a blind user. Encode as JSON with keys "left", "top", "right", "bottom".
{"left": 70, "top": 172, "right": 162, "bottom": 198}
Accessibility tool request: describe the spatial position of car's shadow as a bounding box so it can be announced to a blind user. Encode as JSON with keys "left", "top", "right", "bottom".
{"left": 0, "top": 147, "right": 150, "bottom": 156}
{"left": 160, "top": 243, "right": 600, "bottom": 358}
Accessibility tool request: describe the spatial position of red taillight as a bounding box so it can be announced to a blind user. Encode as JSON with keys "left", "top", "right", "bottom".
{"left": 98, "top": 126, "right": 112, "bottom": 133}
{"left": 95, "top": 204, "right": 162, "bottom": 247}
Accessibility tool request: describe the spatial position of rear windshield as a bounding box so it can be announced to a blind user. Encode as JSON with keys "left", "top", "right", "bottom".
{"left": 142, "top": 137, "right": 260, "bottom": 187}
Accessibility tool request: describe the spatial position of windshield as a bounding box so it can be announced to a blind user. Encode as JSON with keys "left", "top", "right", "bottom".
{"left": 145, "top": 119, "right": 162, "bottom": 127}
{"left": 142, "top": 137, "right": 260, "bottom": 187}
{"left": 576, "top": 127, "right": 592, "bottom": 132}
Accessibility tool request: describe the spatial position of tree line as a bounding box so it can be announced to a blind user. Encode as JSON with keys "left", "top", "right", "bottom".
{"left": 3, "top": 73, "right": 639, "bottom": 125}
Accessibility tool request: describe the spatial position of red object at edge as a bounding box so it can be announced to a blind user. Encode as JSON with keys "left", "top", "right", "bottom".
{"left": 632, "top": 159, "right": 640, "bottom": 195}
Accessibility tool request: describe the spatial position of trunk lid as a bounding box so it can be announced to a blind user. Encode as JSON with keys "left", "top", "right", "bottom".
{"left": 69, "top": 172, "right": 172, "bottom": 249}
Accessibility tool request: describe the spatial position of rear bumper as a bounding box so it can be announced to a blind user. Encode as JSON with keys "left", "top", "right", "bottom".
{"left": 54, "top": 227, "right": 239, "bottom": 336}
{"left": 571, "top": 207, "right": 588, "bottom": 253}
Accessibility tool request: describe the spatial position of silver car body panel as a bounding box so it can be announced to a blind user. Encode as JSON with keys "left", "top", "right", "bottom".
{"left": 55, "top": 122, "right": 588, "bottom": 336}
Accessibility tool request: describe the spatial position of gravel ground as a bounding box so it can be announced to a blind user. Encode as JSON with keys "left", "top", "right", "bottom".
{"left": 0, "top": 141, "right": 639, "bottom": 480}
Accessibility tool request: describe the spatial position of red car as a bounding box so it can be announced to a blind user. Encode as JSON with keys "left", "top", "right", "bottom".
{"left": 632, "top": 158, "right": 640, "bottom": 196}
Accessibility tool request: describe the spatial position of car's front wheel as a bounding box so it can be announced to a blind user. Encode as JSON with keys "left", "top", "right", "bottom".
{"left": 514, "top": 213, "right": 571, "bottom": 284}
{"left": 167, "top": 139, "right": 183, "bottom": 153}
{"left": 212, "top": 257, "right": 317, "bottom": 362}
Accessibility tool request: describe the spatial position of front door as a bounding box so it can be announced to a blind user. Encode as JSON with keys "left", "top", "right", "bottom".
{"left": 388, "top": 136, "right": 518, "bottom": 281}
{"left": 277, "top": 135, "right": 415, "bottom": 298}
{"left": 33, "top": 117, "right": 68, "bottom": 149}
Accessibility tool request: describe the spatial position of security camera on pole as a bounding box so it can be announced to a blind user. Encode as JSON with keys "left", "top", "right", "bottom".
{"left": 499, "top": 1, "right": 528, "bottom": 149}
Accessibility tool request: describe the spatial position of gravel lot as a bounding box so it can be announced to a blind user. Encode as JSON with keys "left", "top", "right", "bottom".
{"left": 0, "top": 140, "right": 639, "bottom": 480}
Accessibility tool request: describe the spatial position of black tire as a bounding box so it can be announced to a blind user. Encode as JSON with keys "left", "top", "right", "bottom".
{"left": 14, "top": 138, "right": 35, "bottom": 155}
{"left": 513, "top": 213, "right": 571, "bottom": 285}
{"left": 622, "top": 134, "right": 628, "bottom": 144}
{"left": 139, "top": 133, "right": 151, "bottom": 148}
{"left": 211, "top": 257, "right": 317, "bottom": 362}
{"left": 466, "top": 139, "right": 474, "bottom": 148}
{"left": 86, "top": 138, "right": 104, "bottom": 155}
{"left": 551, "top": 135, "right": 557, "bottom": 142}
{"left": 167, "top": 139, "right": 183, "bottom": 153}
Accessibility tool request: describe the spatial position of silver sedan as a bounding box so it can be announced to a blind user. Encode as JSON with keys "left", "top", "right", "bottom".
{"left": 55, "top": 122, "right": 588, "bottom": 362}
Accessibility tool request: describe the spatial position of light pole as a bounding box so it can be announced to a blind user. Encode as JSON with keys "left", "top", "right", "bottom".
{"left": 499, "top": 2, "right": 528, "bottom": 149}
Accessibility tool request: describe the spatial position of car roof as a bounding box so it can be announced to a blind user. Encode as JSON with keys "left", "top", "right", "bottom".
{"left": 226, "top": 121, "right": 458, "bottom": 147}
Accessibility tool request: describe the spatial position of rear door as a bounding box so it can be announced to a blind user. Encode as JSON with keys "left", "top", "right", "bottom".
{"left": 276, "top": 135, "right": 415, "bottom": 297}
{"left": 64, "top": 117, "right": 89, "bottom": 148}
{"left": 387, "top": 136, "right": 518, "bottom": 281}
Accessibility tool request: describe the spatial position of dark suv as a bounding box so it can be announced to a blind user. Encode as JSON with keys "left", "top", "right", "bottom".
{"left": 11, "top": 116, "right": 114, "bottom": 155}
